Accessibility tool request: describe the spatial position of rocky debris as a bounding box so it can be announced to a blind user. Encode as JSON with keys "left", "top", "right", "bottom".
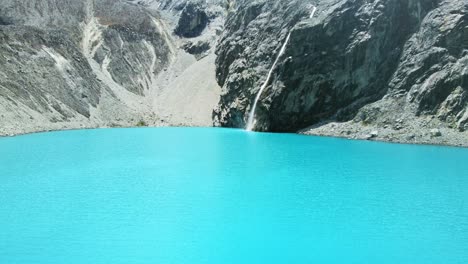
{"left": 406, "top": 134, "right": 416, "bottom": 141}
{"left": 302, "top": 109, "right": 468, "bottom": 147}
{"left": 174, "top": 2, "right": 209, "bottom": 38}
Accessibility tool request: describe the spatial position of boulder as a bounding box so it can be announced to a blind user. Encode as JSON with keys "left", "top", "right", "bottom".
{"left": 430, "top": 129, "right": 442, "bottom": 137}
{"left": 366, "top": 130, "right": 379, "bottom": 140}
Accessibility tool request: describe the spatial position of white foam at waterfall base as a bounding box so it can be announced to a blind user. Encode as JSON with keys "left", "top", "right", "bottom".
{"left": 246, "top": 6, "right": 317, "bottom": 131}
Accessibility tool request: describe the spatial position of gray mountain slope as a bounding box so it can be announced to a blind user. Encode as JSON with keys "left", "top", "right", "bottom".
{"left": 0, "top": 0, "right": 224, "bottom": 135}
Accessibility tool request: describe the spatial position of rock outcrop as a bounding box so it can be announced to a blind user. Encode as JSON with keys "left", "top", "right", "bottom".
{"left": 213, "top": 0, "right": 467, "bottom": 146}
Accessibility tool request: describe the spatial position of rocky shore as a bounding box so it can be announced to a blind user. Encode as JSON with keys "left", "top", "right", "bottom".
{"left": 2, "top": 117, "right": 466, "bottom": 149}
{"left": 303, "top": 120, "right": 468, "bottom": 148}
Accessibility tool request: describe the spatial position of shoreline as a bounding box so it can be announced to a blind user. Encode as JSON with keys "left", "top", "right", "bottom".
{"left": 2, "top": 123, "right": 467, "bottom": 149}
{"left": 302, "top": 131, "right": 468, "bottom": 149}
{"left": 301, "top": 120, "right": 468, "bottom": 148}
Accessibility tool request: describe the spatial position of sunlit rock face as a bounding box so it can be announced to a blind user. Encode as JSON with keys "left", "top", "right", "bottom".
{"left": 213, "top": 0, "right": 467, "bottom": 133}
{"left": 0, "top": 0, "right": 172, "bottom": 126}
{"left": 0, "top": 0, "right": 226, "bottom": 134}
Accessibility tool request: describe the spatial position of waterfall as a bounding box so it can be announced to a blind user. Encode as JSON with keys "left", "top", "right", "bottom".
{"left": 245, "top": 32, "right": 291, "bottom": 131}
{"left": 246, "top": 5, "right": 317, "bottom": 131}
{"left": 309, "top": 6, "right": 317, "bottom": 19}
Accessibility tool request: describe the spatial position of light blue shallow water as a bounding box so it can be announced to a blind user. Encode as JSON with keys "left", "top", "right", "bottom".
{"left": 0, "top": 128, "right": 467, "bottom": 264}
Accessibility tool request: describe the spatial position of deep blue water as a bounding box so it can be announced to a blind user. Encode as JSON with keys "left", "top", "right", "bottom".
{"left": 0, "top": 127, "right": 467, "bottom": 264}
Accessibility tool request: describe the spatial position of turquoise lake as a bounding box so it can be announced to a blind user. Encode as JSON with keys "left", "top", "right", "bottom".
{"left": 0, "top": 127, "right": 467, "bottom": 263}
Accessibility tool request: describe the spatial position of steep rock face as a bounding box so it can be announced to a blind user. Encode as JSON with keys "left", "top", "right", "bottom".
{"left": 214, "top": 0, "right": 311, "bottom": 127}
{"left": 214, "top": 0, "right": 467, "bottom": 134}
{"left": 388, "top": 0, "right": 468, "bottom": 131}
{"left": 174, "top": 1, "right": 209, "bottom": 38}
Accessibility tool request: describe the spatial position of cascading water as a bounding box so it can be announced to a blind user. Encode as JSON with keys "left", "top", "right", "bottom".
{"left": 245, "top": 6, "right": 317, "bottom": 131}
{"left": 309, "top": 6, "right": 317, "bottom": 18}
{"left": 245, "top": 32, "right": 291, "bottom": 131}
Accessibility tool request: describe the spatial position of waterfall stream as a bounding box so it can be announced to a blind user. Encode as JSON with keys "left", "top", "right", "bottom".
{"left": 245, "top": 32, "right": 292, "bottom": 131}
{"left": 245, "top": 6, "right": 317, "bottom": 131}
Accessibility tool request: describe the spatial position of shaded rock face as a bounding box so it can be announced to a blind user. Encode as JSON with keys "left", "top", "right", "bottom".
{"left": 214, "top": 0, "right": 468, "bottom": 133}
{"left": 174, "top": 2, "right": 209, "bottom": 38}
{"left": 390, "top": 0, "right": 468, "bottom": 131}
{"left": 214, "top": 0, "right": 311, "bottom": 128}
{"left": 0, "top": 16, "right": 12, "bottom": 25}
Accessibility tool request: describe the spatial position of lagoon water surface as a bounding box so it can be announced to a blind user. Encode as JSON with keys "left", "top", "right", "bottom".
{"left": 0, "top": 128, "right": 467, "bottom": 263}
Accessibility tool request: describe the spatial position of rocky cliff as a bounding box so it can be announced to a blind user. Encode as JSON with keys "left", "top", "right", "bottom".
{"left": 214, "top": 0, "right": 467, "bottom": 146}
